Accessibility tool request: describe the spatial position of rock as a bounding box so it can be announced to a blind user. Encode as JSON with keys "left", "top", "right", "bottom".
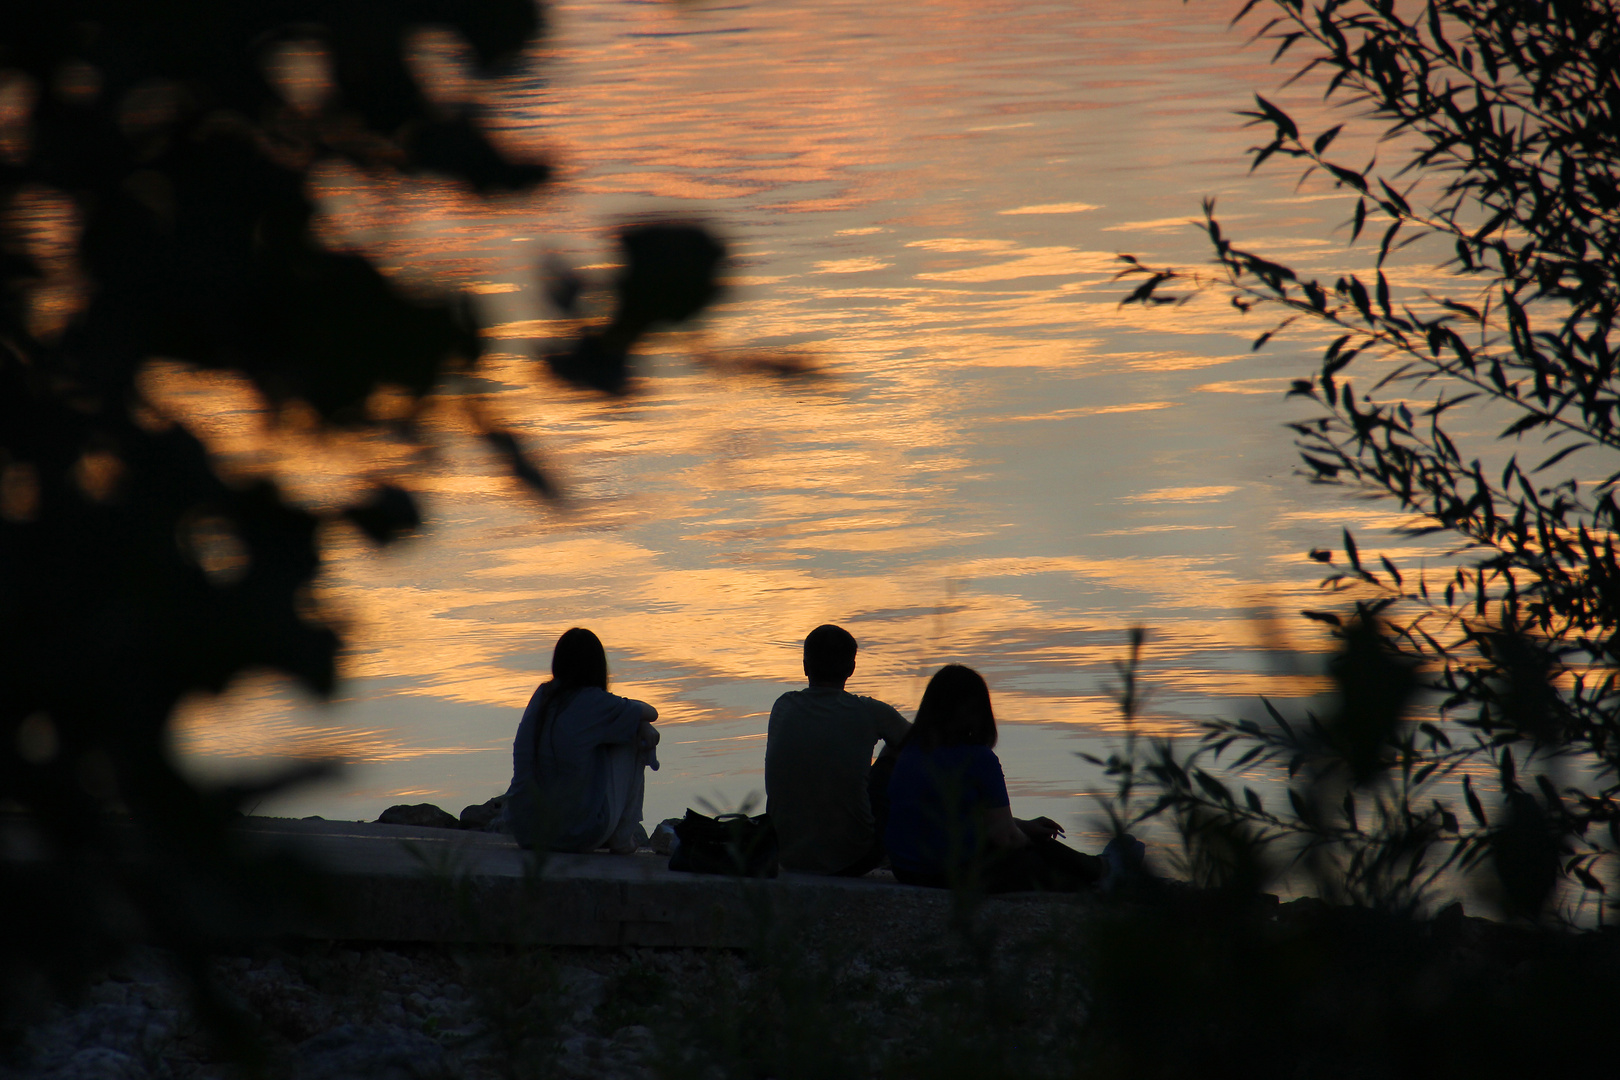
{"left": 649, "top": 818, "right": 682, "bottom": 855}
{"left": 556, "top": 966, "right": 608, "bottom": 1025}
{"left": 47, "top": 1002, "right": 164, "bottom": 1061}
{"left": 86, "top": 982, "right": 130, "bottom": 1007}
{"left": 557, "top": 1032, "right": 596, "bottom": 1070}
{"left": 49, "top": 1047, "right": 149, "bottom": 1080}
{"left": 377, "top": 804, "right": 460, "bottom": 830}
{"left": 295, "top": 1023, "right": 447, "bottom": 1080}
{"left": 612, "top": 1024, "right": 655, "bottom": 1052}
{"left": 457, "top": 796, "right": 506, "bottom": 831}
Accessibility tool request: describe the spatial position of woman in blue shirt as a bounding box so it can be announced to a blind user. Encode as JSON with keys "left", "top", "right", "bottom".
{"left": 885, "top": 664, "right": 1116, "bottom": 892}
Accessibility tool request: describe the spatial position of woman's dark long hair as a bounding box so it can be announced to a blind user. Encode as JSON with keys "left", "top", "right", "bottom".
{"left": 905, "top": 664, "right": 997, "bottom": 751}
{"left": 548, "top": 627, "right": 609, "bottom": 693}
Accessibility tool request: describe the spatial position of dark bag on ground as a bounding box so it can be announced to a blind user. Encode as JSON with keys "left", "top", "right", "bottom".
{"left": 667, "top": 809, "right": 778, "bottom": 878}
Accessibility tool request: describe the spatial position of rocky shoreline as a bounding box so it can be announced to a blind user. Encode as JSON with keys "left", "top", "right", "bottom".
{"left": 2, "top": 886, "right": 1100, "bottom": 1080}
{"left": 4, "top": 943, "right": 671, "bottom": 1080}
{"left": 373, "top": 801, "right": 507, "bottom": 835}
{"left": 0, "top": 927, "right": 1080, "bottom": 1080}
{"left": 12, "top": 887, "right": 1620, "bottom": 1080}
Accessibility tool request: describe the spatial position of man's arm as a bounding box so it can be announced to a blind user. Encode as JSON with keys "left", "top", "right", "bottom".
{"left": 763, "top": 696, "right": 787, "bottom": 798}
{"left": 874, "top": 701, "right": 912, "bottom": 759}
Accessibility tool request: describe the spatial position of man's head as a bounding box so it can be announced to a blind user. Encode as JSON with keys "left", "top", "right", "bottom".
{"left": 803, "top": 624, "right": 857, "bottom": 688}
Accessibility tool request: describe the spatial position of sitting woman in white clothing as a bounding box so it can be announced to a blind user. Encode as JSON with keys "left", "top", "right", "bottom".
{"left": 504, "top": 627, "right": 660, "bottom": 853}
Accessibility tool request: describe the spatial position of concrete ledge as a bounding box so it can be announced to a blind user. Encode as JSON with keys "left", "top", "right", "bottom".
{"left": 236, "top": 817, "right": 1080, "bottom": 947}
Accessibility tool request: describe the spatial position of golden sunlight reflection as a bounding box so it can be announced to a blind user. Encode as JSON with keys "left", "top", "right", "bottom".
{"left": 1000, "top": 203, "right": 1101, "bottom": 216}
{"left": 151, "top": 0, "right": 1476, "bottom": 833}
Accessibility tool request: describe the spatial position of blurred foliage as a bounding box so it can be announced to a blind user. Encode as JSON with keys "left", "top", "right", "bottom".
{"left": 1120, "top": 0, "right": 1620, "bottom": 918}
{"left": 1079, "top": 888, "right": 1620, "bottom": 1080}
{"left": 1093, "top": 621, "right": 1474, "bottom": 912}
{"left": 0, "top": 0, "right": 726, "bottom": 1027}
{"left": 1086, "top": 626, "right": 1620, "bottom": 1078}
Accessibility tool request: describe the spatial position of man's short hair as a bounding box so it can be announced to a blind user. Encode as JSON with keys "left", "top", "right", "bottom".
{"left": 804, "top": 624, "right": 857, "bottom": 683}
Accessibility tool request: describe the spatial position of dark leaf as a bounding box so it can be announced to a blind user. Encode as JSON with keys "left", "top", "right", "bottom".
{"left": 546, "top": 334, "right": 631, "bottom": 395}
{"left": 408, "top": 112, "right": 552, "bottom": 193}
{"left": 1125, "top": 273, "right": 1174, "bottom": 305}
{"left": 1301, "top": 454, "right": 1341, "bottom": 477}
{"left": 1464, "top": 774, "right": 1489, "bottom": 827}
{"left": 343, "top": 484, "right": 422, "bottom": 544}
{"left": 1194, "top": 770, "right": 1235, "bottom": 805}
{"left": 481, "top": 429, "right": 557, "bottom": 499}
{"left": 1533, "top": 442, "right": 1589, "bottom": 473}
{"left": 1252, "top": 95, "right": 1300, "bottom": 141}
{"left": 1499, "top": 412, "right": 1551, "bottom": 438}
{"left": 616, "top": 222, "right": 729, "bottom": 328}
{"left": 1379, "top": 555, "right": 1403, "bottom": 587}
{"left": 1313, "top": 124, "right": 1344, "bottom": 154}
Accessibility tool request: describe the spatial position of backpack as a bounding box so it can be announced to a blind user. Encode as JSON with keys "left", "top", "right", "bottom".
{"left": 667, "top": 809, "right": 778, "bottom": 877}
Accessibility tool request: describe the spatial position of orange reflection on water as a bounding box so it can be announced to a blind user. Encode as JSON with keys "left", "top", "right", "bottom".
{"left": 146, "top": 0, "right": 1480, "bottom": 826}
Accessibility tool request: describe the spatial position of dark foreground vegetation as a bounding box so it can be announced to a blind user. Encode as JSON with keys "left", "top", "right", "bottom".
{"left": 5, "top": 886, "right": 1617, "bottom": 1080}
{"left": 1092, "top": 0, "right": 1620, "bottom": 1073}
{"left": 0, "top": 0, "right": 726, "bottom": 1033}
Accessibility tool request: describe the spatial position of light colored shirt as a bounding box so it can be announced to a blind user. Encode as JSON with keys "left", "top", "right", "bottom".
{"left": 764, "top": 687, "right": 911, "bottom": 874}
{"left": 505, "top": 684, "right": 657, "bottom": 851}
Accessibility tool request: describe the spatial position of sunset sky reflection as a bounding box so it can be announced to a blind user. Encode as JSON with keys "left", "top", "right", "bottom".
{"left": 165, "top": 0, "right": 1464, "bottom": 836}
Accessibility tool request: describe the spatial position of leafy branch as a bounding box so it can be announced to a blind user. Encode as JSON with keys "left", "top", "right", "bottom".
{"left": 1115, "top": 0, "right": 1620, "bottom": 915}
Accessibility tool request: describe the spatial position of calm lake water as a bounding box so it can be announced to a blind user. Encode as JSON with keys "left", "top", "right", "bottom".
{"left": 166, "top": 0, "right": 1440, "bottom": 840}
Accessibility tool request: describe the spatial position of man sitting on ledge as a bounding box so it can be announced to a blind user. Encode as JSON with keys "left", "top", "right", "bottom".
{"left": 764, "top": 624, "right": 911, "bottom": 876}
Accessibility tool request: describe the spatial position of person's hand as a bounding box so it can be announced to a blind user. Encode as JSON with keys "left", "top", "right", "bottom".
{"left": 639, "top": 720, "right": 660, "bottom": 748}
{"left": 1017, "top": 816, "right": 1063, "bottom": 840}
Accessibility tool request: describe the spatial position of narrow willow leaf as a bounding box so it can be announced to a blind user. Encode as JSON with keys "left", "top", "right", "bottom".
{"left": 1533, "top": 442, "right": 1589, "bottom": 472}
{"left": 1254, "top": 94, "right": 1299, "bottom": 140}
{"left": 1380, "top": 555, "right": 1403, "bottom": 587}
{"left": 1463, "top": 775, "right": 1488, "bottom": 826}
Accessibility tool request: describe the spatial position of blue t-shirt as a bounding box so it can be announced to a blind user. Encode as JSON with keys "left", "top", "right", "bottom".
{"left": 884, "top": 742, "right": 1010, "bottom": 875}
